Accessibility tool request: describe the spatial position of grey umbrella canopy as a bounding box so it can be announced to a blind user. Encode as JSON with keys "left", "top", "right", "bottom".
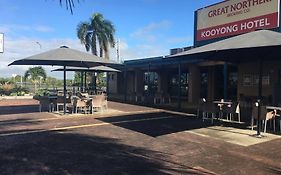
{"left": 8, "top": 46, "right": 119, "bottom": 67}
{"left": 170, "top": 30, "right": 281, "bottom": 137}
{"left": 52, "top": 65, "right": 121, "bottom": 72}
{"left": 9, "top": 46, "right": 121, "bottom": 114}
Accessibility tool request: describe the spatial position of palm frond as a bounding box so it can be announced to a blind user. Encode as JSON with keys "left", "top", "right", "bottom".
{"left": 59, "top": 0, "right": 80, "bottom": 14}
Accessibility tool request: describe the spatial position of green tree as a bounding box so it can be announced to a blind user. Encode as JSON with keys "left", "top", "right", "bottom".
{"left": 24, "top": 66, "right": 47, "bottom": 93}
{"left": 77, "top": 13, "right": 116, "bottom": 59}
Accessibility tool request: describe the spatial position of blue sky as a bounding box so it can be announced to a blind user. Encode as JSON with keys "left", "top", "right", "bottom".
{"left": 0, "top": 0, "right": 220, "bottom": 78}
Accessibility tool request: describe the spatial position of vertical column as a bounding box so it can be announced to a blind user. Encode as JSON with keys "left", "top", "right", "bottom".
{"left": 188, "top": 65, "right": 200, "bottom": 103}
{"left": 257, "top": 58, "right": 263, "bottom": 137}
{"left": 178, "top": 63, "right": 181, "bottom": 109}
{"left": 224, "top": 63, "right": 228, "bottom": 99}
{"left": 124, "top": 67, "right": 127, "bottom": 102}
{"left": 157, "top": 71, "right": 162, "bottom": 93}
{"left": 135, "top": 70, "right": 144, "bottom": 102}
{"left": 80, "top": 71, "right": 83, "bottom": 91}
{"left": 207, "top": 67, "right": 215, "bottom": 101}
{"left": 84, "top": 72, "right": 87, "bottom": 92}
{"left": 63, "top": 66, "right": 66, "bottom": 114}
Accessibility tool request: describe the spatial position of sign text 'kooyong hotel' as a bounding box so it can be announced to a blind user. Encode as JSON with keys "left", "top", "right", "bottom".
{"left": 196, "top": 0, "right": 280, "bottom": 41}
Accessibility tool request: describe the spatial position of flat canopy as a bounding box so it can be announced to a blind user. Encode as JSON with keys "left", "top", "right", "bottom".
{"left": 9, "top": 46, "right": 120, "bottom": 67}
{"left": 52, "top": 65, "right": 121, "bottom": 72}
{"left": 169, "top": 30, "right": 281, "bottom": 63}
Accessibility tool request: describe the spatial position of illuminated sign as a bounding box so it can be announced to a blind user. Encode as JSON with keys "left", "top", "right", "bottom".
{"left": 0, "top": 33, "right": 3, "bottom": 53}
{"left": 196, "top": 0, "right": 280, "bottom": 41}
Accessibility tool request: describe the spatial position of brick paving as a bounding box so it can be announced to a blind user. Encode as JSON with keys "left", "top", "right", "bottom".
{"left": 0, "top": 99, "right": 280, "bottom": 175}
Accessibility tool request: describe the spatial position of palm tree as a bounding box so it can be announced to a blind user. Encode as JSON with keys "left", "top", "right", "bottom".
{"left": 77, "top": 13, "right": 115, "bottom": 59}
{"left": 24, "top": 66, "right": 47, "bottom": 93}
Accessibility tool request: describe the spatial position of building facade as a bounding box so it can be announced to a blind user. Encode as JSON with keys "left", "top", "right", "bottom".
{"left": 108, "top": 0, "right": 281, "bottom": 117}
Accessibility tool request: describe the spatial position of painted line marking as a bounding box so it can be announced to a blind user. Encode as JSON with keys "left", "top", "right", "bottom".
{"left": 0, "top": 115, "right": 178, "bottom": 137}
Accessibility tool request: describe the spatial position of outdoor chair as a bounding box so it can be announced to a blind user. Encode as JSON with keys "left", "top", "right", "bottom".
{"left": 77, "top": 92, "right": 89, "bottom": 99}
{"left": 91, "top": 94, "right": 108, "bottom": 112}
{"left": 154, "top": 92, "right": 163, "bottom": 104}
{"left": 135, "top": 92, "right": 144, "bottom": 103}
{"left": 197, "top": 98, "right": 206, "bottom": 118}
{"left": 273, "top": 109, "right": 281, "bottom": 133}
{"left": 72, "top": 96, "right": 89, "bottom": 114}
{"left": 222, "top": 101, "right": 241, "bottom": 122}
{"left": 202, "top": 101, "right": 218, "bottom": 124}
{"left": 251, "top": 105, "right": 275, "bottom": 133}
{"left": 55, "top": 95, "right": 71, "bottom": 113}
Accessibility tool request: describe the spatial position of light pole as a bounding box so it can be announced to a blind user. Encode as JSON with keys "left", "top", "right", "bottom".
{"left": 12, "top": 74, "right": 17, "bottom": 83}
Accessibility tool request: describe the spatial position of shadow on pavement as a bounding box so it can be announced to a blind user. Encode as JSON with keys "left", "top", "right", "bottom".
{"left": 0, "top": 131, "right": 210, "bottom": 175}
{"left": 98, "top": 112, "right": 212, "bottom": 137}
{"left": 0, "top": 105, "right": 40, "bottom": 115}
{"left": 0, "top": 118, "right": 42, "bottom": 132}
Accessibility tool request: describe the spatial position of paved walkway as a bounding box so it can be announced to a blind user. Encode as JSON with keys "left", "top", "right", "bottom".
{"left": 0, "top": 100, "right": 280, "bottom": 174}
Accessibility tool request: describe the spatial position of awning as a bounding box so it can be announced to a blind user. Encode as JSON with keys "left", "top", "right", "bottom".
{"left": 169, "top": 30, "right": 281, "bottom": 63}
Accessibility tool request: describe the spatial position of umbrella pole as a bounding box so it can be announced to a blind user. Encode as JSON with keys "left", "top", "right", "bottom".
{"left": 84, "top": 71, "right": 87, "bottom": 92}
{"left": 64, "top": 66, "right": 67, "bottom": 114}
{"left": 80, "top": 71, "right": 83, "bottom": 92}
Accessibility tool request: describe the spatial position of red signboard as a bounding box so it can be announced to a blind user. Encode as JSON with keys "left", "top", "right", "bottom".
{"left": 196, "top": 0, "right": 280, "bottom": 41}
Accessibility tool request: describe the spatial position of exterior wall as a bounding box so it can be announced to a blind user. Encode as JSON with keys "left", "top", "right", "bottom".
{"left": 126, "top": 71, "right": 135, "bottom": 95}
{"left": 135, "top": 70, "right": 144, "bottom": 95}
{"left": 108, "top": 72, "right": 118, "bottom": 94}
{"left": 237, "top": 60, "right": 281, "bottom": 102}
{"left": 188, "top": 65, "right": 200, "bottom": 103}
{"left": 157, "top": 70, "right": 168, "bottom": 94}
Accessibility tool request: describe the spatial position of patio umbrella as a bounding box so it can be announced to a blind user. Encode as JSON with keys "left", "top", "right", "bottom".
{"left": 170, "top": 30, "right": 281, "bottom": 137}
{"left": 9, "top": 46, "right": 121, "bottom": 114}
{"left": 52, "top": 65, "right": 121, "bottom": 93}
{"left": 51, "top": 65, "right": 121, "bottom": 72}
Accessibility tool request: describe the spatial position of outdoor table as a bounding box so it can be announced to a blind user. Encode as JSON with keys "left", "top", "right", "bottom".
{"left": 266, "top": 106, "right": 281, "bottom": 111}
{"left": 48, "top": 96, "right": 57, "bottom": 112}
{"left": 213, "top": 100, "right": 233, "bottom": 119}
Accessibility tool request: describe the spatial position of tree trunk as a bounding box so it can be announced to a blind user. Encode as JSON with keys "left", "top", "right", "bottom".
{"left": 92, "top": 35, "right": 98, "bottom": 56}
{"left": 100, "top": 47, "right": 103, "bottom": 58}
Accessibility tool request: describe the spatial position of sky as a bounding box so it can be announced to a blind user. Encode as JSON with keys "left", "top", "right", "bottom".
{"left": 0, "top": 0, "right": 220, "bottom": 79}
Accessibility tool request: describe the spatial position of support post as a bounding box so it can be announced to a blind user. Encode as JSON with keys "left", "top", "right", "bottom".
{"left": 124, "top": 67, "right": 127, "bottom": 102}
{"left": 223, "top": 63, "right": 228, "bottom": 100}
{"left": 178, "top": 62, "right": 182, "bottom": 109}
{"left": 106, "top": 72, "right": 109, "bottom": 94}
{"left": 84, "top": 71, "right": 87, "bottom": 92}
{"left": 80, "top": 71, "right": 83, "bottom": 92}
{"left": 148, "top": 63, "right": 151, "bottom": 95}
{"left": 94, "top": 72, "right": 97, "bottom": 94}
{"left": 257, "top": 58, "right": 263, "bottom": 136}
{"left": 63, "top": 66, "right": 66, "bottom": 114}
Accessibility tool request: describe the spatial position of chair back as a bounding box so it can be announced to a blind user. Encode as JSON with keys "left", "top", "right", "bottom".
{"left": 252, "top": 105, "right": 269, "bottom": 120}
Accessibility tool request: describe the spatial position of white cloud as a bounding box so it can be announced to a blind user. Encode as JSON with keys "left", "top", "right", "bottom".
{"left": 0, "top": 24, "right": 55, "bottom": 35}
{"left": 0, "top": 37, "right": 85, "bottom": 79}
{"left": 34, "top": 25, "right": 55, "bottom": 33}
{"left": 109, "top": 39, "right": 168, "bottom": 61}
{"left": 130, "top": 20, "right": 171, "bottom": 42}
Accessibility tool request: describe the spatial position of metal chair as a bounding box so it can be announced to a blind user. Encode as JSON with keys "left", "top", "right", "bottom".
{"left": 251, "top": 105, "right": 275, "bottom": 133}
{"left": 222, "top": 101, "right": 241, "bottom": 122}
{"left": 202, "top": 102, "right": 218, "bottom": 124}
{"left": 91, "top": 94, "right": 108, "bottom": 112}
